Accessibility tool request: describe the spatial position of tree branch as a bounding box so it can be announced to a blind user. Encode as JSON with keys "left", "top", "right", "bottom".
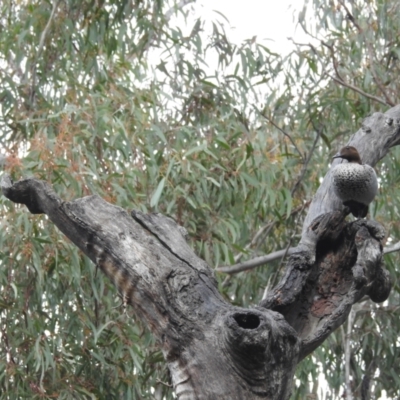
{"left": 328, "top": 74, "right": 389, "bottom": 106}
{"left": 303, "top": 105, "right": 400, "bottom": 231}
{"left": 343, "top": 309, "right": 354, "bottom": 400}
{"left": 29, "top": 0, "right": 61, "bottom": 106}
{"left": 218, "top": 236, "right": 400, "bottom": 275}
{"left": 291, "top": 128, "right": 321, "bottom": 196}
{"left": 1, "top": 174, "right": 300, "bottom": 400}
{"left": 222, "top": 200, "right": 310, "bottom": 270}
{"left": 217, "top": 248, "right": 296, "bottom": 274}
{"left": 3, "top": 104, "right": 400, "bottom": 397}
{"left": 337, "top": 0, "right": 395, "bottom": 106}
{"left": 338, "top": 0, "right": 362, "bottom": 32}
{"left": 260, "top": 112, "right": 304, "bottom": 161}
{"left": 383, "top": 240, "right": 400, "bottom": 254}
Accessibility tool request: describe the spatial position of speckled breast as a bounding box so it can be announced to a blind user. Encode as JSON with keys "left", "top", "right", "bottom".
{"left": 332, "top": 163, "right": 378, "bottom": 205}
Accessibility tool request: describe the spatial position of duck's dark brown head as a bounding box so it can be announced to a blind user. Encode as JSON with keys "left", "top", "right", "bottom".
{"left": 332, "top": 146, "right": 362, "bottom": 164}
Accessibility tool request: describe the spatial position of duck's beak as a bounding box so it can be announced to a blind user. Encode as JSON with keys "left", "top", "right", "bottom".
{"left": 332, "top": 153, "right": 342, "bottom": 159}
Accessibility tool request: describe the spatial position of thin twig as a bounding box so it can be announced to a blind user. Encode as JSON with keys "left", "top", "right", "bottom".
{"left": 218, "top": 237, "right": 400, "bottom": 275}
{"left": 233, "top": 221, "right": 274, "bottom": 263}
{"left": 227, "top": 124, "right": 319, "bottom": 266}
{"left": 260, "top": 112, "right": 304, "bottom": 161}
{"left": 367, "top": 51, "right": 395, "bottom": 106}
{"left": 297, "top": 5, "right": 393, "bottom": 107}
{"left": 328, "top": 74, "right": 389, "bottom": 106}
{"left": 233, "top": 200, "right": 309, "bottom": 265}
{"left": 343, "top": 309, "right": 354, "bottom": 400}
{"left": 365, "top": 41, "right": 395, "bottom": 106}
{"left": 337, "top": 0, "right": 395, "bottom": 106}
{"left": 291, "top": 128, "right": 321, "bottom": 196}
{"left": 383, "top": 241, "right": 400, "bottom": 254}
{"left": 217, "top": 248, "right": 295, "bottom": 274}
{"left": 29, "top": 0, "right": 61, "bottom": 106}
{"left": 164, "top": 0, "right": 195, "bottom": 20}
{"left": 262, "top": 200, "right": 309, "bottom": 298}
{"left": 338, "top": 0, "right": 362, "bottom": 32}
{"left": 156, "top": 378, "right": 173, "bottom": 388}
{"left": 321, "top": 40, "right": 345, "bottom": 82}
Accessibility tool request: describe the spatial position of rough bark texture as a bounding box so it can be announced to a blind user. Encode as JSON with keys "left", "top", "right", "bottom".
{"left": 1, "top": 176, "right": 299, "bottom": 400}
{"left": 259, "top": 106, "right": 400, "bottom": 361}
{"left": 2, "top": 105, "right": 400, "bottom": 399}
{"left": 260, "top": 210, "right": 390, "bottom": 360}
{"left": 303, "top": 105, "right": 400, "bottom": 230}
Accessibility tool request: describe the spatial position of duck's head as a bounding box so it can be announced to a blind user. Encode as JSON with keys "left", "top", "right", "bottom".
{"left": 332, "top": 146, "right": 362, "bottom": 164}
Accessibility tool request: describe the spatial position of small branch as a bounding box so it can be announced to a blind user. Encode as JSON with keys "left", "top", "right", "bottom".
{"left": 342, "top": 309, "right": 354, "bottom": 400}
{"left": 233, "top": 221, "right": 274, "bottom": 263}
{"left": 29, "top": 0, "right": 61, "bottom": 106}
{"left": 328, "top": 74, "right": 389, "bottom": 106}
{"left": 156, "top": 378, "right": 173, "bottom": 388}
{"left": 360, "top": 358, "right": 376, "bottom": 400}
{"left": 226, "top": 200, "right": 310, "bottom": 270}
{"left": 164, "top": 0, "right": 195, "bottom": 20}
{"left": 217, "top": 248, "right": 295, "bottom": 274}
{"left": 366, "top": 46, "right": 395, "bottom": 106}
{"left": 321, "top": 38, "right": 392, "bottom": 107}
{"left": 227, "top": 119, "right": 318, "bottom": 268}
{"left": 383, "top": 240, "right": 400, "bottom": 254}
{"left": 260, "top": 112, "right": 304, "bottom": 161}
{"left": 321, "top": 40, "right": 345, "bottom": 82}
{"left": 291, "top": 128, "right": 321, "bottom": 196}
{"left": 337, "top": 0, "right": 395, "bottom": 106}
{"left": 338, "top": 0, "right": 362, "bottom": 33}
{"left": 218, "top": 235, "right": 400, "bottom": 275}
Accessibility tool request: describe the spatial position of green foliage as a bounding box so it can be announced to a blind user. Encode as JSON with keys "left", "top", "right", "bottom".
{"left": 0, "top": 0, "right": 399, "bottom": 398}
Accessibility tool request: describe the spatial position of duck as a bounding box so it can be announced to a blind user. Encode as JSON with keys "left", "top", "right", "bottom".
{"left": 331, "top": 146, "right": 378, "bottom": 218}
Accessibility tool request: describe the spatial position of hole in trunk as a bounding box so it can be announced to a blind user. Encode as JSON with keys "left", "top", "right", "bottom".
{"left": 234, "top": 313, "right": 260, "bottom": 329}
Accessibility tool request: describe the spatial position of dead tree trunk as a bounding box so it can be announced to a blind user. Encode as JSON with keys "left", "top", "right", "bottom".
{"left": 2, "top": 105, "right": 400, "bottom": 399}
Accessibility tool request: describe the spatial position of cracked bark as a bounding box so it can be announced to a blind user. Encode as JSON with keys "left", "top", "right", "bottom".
{"left": 2, "top": 105, "right": 400, "bottom": 399}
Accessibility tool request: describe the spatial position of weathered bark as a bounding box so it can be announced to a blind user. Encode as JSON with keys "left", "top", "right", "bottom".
{"left": 1, "top": 176, "right": 299, "bottom": 399}
{"left": 2, "top": 105, "right": 399, "bottom": 399}
{"left": 257, "top": 106, "right": 400, "bottom": 363}
{"left": 303, "top": 105, "right": 400, "bottom": 229}
{"left": 260, "top": 210, "right": 390, "bottom": 360}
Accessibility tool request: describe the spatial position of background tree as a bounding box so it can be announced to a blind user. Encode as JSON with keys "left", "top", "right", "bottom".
{"left": 0, "top": 0, "right": 399, "bottom": 399}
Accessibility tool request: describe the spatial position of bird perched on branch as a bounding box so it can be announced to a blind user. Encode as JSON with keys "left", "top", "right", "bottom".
{"left": 332, "top": 146, "right": 378, "bottom": 218}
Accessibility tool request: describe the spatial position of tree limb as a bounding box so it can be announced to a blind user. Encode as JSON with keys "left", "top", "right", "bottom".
{"left": 383, "top": 240, "right": 400, "bottom": 254}
{"left": 218, "top": 239, "right": 400, "bottom": 275}
{"left": 337, "top": 0, "right": 395, "bottom": 106}
{"left": 291, "top": 128, "right": 321, "bottom": 196}
{"left": 218, "top": 248, "right": 296, "bottom": 274}
{"left": 260, "top": 112, "right": 304, "bottom": 161}
{"left": 3, "top": 104, "right": 400, "bottom": 397}
{"left": 29, "top": 0, "right": 61, "bottom": 106}
{"left": 1, "top": 174, "right": 300, "bottom": 400}
{"left": 343, "top": 309, "right": 355, "bottom": 400}
{"left": 328, "top": 74, "right": 389, "bottom": 106}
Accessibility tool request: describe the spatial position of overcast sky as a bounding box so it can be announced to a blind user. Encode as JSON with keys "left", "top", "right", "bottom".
{"left": 198, "top": 0, "right": 305, "bottom": 53}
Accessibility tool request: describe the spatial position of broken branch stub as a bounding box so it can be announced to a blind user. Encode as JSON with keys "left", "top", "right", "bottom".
{"left": 261, "top": 211, "right": 391, "bottom": 360}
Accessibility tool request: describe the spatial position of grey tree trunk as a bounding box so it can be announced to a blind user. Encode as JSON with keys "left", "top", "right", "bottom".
{"left": 2, "top": 105, "right": 400, "bottom": 399}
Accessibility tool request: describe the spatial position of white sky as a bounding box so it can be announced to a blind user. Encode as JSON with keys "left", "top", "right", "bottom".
{"left": 197, "top": 0, "right": 306, "bottom": 53}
